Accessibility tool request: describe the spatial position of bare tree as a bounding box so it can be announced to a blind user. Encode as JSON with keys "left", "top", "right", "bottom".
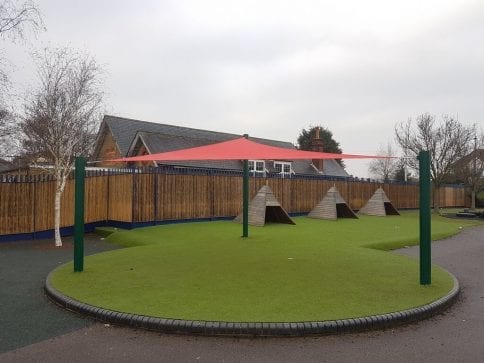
{"left": 450, "top": 133, "right": 484, "bottom": 209}
{"left": 395, "top": 114, "right": 476, "bottom": 211}
{"left": 0, "top": 0, "right": 43, "bottom": 39}
{"left": 0, "top": 0, "right": 43, "bottom": 83}
{"left": 368, "top": 142, "right": 398, "bottom": 182}
{"left": 0, "top": 107, "right": 16, "bottom": 154}
{"left": 1, "top": 0, "right": 43, "bottom": 152}
{"left": 21, "top": 47, "right": 104, "bottom": 246}
{"left": 393, "top": 157, "right": 414, "bottom": 182}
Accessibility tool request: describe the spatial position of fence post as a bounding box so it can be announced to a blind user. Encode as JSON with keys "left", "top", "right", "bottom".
{"left": 154, "top": 169, "right": 158, "bottom": 223}
{"left": 106, "top": 169, "right": 110, "bottom": 224}
{"left": 242, "top": 134, "right": 249, "bottom": 237}
{"left": 209, "top": 169, "right": 214, "bottom": 220}
{"left": 31, "top": 178, "right": 36, "bottom": 236}
{"left": 74, "top": 156, "right": 85, "bottom": 272}
{"left": 131, "top": 167, "right": 136, "bottom": 225}
{"left": 418, "top": 150, "right": 431, "bottom": 285}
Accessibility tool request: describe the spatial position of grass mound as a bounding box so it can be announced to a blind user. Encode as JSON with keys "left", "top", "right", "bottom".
{"left": 51, "top": 211, "right": 479, "bottom": 322}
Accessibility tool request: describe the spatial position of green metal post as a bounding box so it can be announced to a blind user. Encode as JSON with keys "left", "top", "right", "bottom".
{"left": 418, "top": 150, "right": 431, "bottom": 285}
{"left": 74, "top": 156, "right": 85, "bottom": 272}
{"left": 242, "top": 134, "right": 249, "bottom": 237}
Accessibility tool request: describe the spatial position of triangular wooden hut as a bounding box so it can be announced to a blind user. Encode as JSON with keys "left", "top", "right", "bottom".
{"left": 358, "top": 187, "right": 400, "bottom": 216}
{"left": 233, "top": 185, "right": 295, "bottom": 226}
{"left": 308, "top": 186, "right": 358, "bottom": 220}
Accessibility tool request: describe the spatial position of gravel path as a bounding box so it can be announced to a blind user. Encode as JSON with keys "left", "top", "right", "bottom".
{"left": 1, "top": 225, "right": 483, "bottom": 362}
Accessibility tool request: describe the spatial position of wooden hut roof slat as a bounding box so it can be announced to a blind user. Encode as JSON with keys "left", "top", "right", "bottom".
{"left": 233, "top": 185, "right": 295, "bottom": 226}
{"left": 308, "top": 186, "right": 357, "bottom": 220}
{"left": 358, "top": 187, "right": 400, "bottom": 216}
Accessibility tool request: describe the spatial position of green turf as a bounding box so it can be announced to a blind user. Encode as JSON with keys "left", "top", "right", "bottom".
{"left": 51, "top": 211, "right": 480, "bottom": 322}
{"left": 94, "top": 226, "right": 124, "bottom": 238}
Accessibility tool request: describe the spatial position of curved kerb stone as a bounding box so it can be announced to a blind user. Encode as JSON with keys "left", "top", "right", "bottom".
{"left": 45, "top": 271, "right": 459, "bottom": 337}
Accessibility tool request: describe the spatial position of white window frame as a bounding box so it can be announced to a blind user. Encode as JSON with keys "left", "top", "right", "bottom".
{"left": 248, "top": 160, "right": 266, "bottom": 176}
{"left": 274, "top": 161, "right": 293, "bottom": 177}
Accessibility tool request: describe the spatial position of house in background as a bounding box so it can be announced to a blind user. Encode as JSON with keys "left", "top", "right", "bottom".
{"left": 453, "top": 148, "right": 484, "bottom": 172}
{"left": 0, "top": 158, "right": 14, "bottom": 174}
{"left": 450, "top": 148, "right": 484, "bottom": 208}
{"left": 0, "top": 157, "right": 35, "bottom": 176}
{"left": 92, "top": 115, "right": 349, "bottom": 178}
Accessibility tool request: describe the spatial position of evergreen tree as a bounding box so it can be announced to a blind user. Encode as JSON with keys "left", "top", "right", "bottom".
{"left": 297, "top": 125, "right": 344, "bottom": 167}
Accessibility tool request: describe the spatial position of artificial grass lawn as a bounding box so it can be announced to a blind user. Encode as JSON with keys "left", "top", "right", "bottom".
{"left": 51, "top": 211, "right": 480, "bottom": 322}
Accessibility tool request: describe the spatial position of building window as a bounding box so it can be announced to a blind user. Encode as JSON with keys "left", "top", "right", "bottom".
{"left": 248, "top": 160, "right": 266, "bottom": 176}
{"left": 274, "top": 161, "right": 292, "bottom": 177}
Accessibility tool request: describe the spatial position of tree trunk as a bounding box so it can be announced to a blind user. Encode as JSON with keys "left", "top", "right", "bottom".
{"left": 433, "top": 185, "right": 440, "bottom": 212}
{"left": 471, "top": 189, "right": 476, "bottom": 210}
{"left": 54, "top": 183, "right": 62, "bottom": 246}
{"left": 54, "top": 175, "right": 67, "bottom": 247}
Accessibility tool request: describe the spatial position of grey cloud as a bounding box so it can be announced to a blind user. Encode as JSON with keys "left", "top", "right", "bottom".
{"left": 3, "top": 0, "right": 484, "bottom": 177}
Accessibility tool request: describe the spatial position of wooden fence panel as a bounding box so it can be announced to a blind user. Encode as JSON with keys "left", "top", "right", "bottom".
{"left": 155, "top": 173, "right": 165, "bottom": 221}
{"left": 349, "top": 181, "right": 370, "bottom": 210}
{"left": 133, "top": 173, "right": 155, "bottom": 222}
{"left": 161, "top": 174, "right": 196, "bottom": 220}
{"left": 192, "top": 175, "right": 212, "bottom": 218}
{"left": 344, "top": 180, "right": 359, "bottom": 209}
{"left": 291, "top": 179, "right": 313, "bottom": 213}
{"left": 107, "top": 174, "right": 133, "bottom": 222}
{"left": 0, "top": 182, "right": 34, "bottom": 234}
{"left": 85, "top": 175, "right": 109, "bottom": 223}
{"left": 0, "top": 171, "right": 467, "bottom": 236}
{"left": 33, "top": 180, "right": 55, "bottom": 232}
{"left": 281, "top": 178, "right": 292, "bottom": 211}
{"left": 212, "top": 175, "right": 241, "bottom": 217}
{"left": 289, "top": 178, "right": 305, "bottom": 213}
{"left": 60, "top": 179, "right": 75, "bottom": 228}
{"left": 440, "top": 186, "right": 464, "bottom": 208}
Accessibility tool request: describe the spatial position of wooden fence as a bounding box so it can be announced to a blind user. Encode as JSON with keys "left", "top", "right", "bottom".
{"left": 0, "top": 169, "right": 465, "bottom": 236}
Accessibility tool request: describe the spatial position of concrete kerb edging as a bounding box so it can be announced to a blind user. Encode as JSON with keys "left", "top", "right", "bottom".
{"left": 45, "top": 271, "right": 460, "bottom": 337}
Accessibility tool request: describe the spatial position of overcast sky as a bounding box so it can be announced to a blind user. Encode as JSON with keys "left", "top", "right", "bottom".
{"left": 3, "top": 0, "right": 484, "bottom": 176}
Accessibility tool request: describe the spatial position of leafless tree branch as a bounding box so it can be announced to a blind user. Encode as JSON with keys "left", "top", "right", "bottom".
{"left": 368, "top": 142, "right": 399, "bottom": 182}
{"left": 395, "top": 113, "right": 476, "bottom": 209}
{"left": 449, "top": 131, "right": 484, "bottom": 209}
{"left": 0, "top": 1, "right": 44, "bottom": 149}
{"left": 20, "top": 46, "right": 105, "bottom": 246}
{"left": 0, "top": 0, "right": 44, "bottom": 40}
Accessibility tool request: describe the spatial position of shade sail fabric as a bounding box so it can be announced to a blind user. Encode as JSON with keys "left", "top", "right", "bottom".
{"left": 110, "top": 137, "right": 388, "bottom": 162}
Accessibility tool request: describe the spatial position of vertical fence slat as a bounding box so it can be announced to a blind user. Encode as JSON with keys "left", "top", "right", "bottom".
{"left": 0, "top": 170, "right": 467, "bottom": 236}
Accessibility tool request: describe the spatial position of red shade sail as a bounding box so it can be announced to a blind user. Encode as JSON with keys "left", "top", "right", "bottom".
{"left": 110, "top": 137, "right": 387, "bottom": 162}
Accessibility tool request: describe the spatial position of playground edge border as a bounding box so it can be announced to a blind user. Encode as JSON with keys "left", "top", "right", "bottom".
{"left": 44, "top": 271, "right": 460, "bottom": 337}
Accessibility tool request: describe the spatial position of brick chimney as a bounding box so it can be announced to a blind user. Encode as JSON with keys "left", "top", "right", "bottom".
{"left": 311, "top": 128, "right": 324, "bottom": 173}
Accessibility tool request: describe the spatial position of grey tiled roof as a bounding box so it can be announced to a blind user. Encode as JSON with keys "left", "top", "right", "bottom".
{"left": 98, "top": 115, "right": 349, "bottom": 177}
{"left": 136, "top": 132, "right": 243, "bottom": 170}
{"left": 0, "top": 158, "right": 15, "bottom": 173}
{"left": 103, "top": 115, "right": 291, "bottom": 156}
{"left": 455, "top": 148, "right": 484, "bottom": 165}
{"left": 321, "top": 159, "right": 348, "bottom": 176}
